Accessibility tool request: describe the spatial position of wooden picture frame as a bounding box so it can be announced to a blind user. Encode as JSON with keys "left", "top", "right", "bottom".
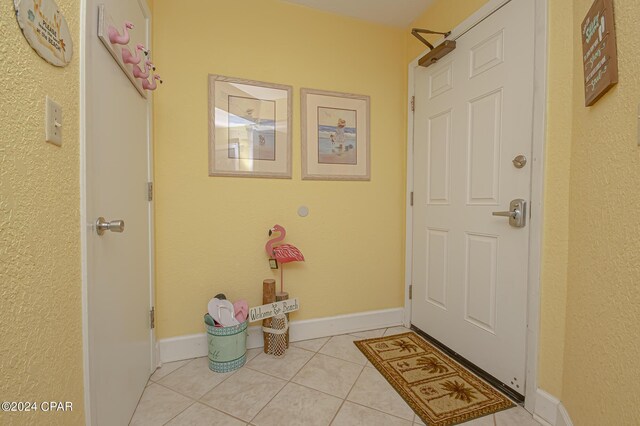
{"left": 301, "top": 88, "right": 370, "bottom": 181}
{"left": 209, "top": 75, "right": 292, "bottom": 178}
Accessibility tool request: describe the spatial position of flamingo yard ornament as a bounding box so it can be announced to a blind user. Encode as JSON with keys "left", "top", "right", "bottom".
{"left": 265, "top": 225, "right": 304, "bottom": 293}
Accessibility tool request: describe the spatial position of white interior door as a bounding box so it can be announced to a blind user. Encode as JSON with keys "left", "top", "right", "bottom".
{"left": 411, "top": 0, "right": 534, "bottom": 394}
{"left": 83, "top": 0, "right": 153, "bottom": 423}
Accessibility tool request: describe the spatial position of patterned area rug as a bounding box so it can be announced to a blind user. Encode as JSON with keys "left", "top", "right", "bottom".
{"left": 354, "top": 332, "right": 514, "bottom": 426}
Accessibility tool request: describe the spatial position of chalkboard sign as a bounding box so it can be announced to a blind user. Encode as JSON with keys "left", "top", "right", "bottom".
{"left": 581, "top": 0, "right": 618, "bottom": 106}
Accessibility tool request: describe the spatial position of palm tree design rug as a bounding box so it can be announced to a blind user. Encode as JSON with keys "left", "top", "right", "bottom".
{"left": 354, "top": 332, "right": 514, "bottom": 425}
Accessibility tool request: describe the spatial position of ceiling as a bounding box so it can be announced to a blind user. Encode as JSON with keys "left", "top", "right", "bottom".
{"left": 280, "top": 0, "right": 435, "bottom": 28}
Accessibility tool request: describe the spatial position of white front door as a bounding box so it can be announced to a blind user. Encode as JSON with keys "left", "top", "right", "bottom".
{"left": 411, "top": 0, "right": 534, "bottom": 394}
{"left": 83, "top": 0, "right": 153, "bottom": 423}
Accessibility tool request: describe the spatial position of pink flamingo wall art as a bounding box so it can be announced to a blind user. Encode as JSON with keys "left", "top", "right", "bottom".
{"left": 133, "top": 60, "right": 155, "bottom": 79}
{"left": 121, "top": 43, "right": 147, "bottom": 65}
{"left": 108, "top": 21, "right": 134, "bottom": 45}
{"left": 142, "top": 74, "right": 163, "bottom": 91}
{"left": 265, "top": 224, "right": 305, "bottom": 293}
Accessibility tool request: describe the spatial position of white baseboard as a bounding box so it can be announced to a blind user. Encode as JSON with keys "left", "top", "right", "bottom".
{"left": 534, "top": 388, "right": 574, "bottom": 426}
{"left": 159, "top": 307, "right": 404, "bottom": 363}
{"left": 557, "top": 403, "right": 573, "bottom": 426}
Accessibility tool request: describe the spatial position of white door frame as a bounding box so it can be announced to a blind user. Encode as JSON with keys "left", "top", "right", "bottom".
{"left": 404, "top": 0, "right": 547, "bottom": 413}
{"left": 79, "top": 0, "right": 156, "bottom": 423}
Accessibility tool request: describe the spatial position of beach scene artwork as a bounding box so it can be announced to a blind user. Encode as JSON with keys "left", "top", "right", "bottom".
{"left": 317, "top": 107, "right": 357, "bottom": 165}
{"left": 227, "top": 95, "right": 276, "bottom": 161}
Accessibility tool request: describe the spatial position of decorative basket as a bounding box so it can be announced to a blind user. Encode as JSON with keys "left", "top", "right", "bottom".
{"left": 204, "top": 314, "right": 248, "bottom": 373}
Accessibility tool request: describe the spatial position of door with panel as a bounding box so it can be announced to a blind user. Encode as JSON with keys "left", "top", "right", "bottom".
{"left": 84, "top": 0, "right": 154, "bottom": 423}
{"left": 411, "top": 0, "right": 535, "bottom": 394}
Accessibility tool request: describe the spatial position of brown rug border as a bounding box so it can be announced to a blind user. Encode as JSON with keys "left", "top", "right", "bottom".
{"left": 354, "top": 332, "right": 515, "bottom": 426}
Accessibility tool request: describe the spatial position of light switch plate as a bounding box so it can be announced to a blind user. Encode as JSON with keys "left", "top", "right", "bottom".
{"left": 45, "top": 96, "right": 62, "bottom": 146}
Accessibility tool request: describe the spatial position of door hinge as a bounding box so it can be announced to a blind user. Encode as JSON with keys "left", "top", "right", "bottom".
{"left": 150, "top": 307, "right": 155, "bottom": 329}
{"left": 411, "top": 96, "right": 415, "bottom": 112}
{"left": 410, "top": 192, "right": 414, "bottom": 206}
{"left": 409, "top": 285, "right": 413, "bottom": 300}
{"left": 147, "top": 182, "right": 153, "bottom": 201}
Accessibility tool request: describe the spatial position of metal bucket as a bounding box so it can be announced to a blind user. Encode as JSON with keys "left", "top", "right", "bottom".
{"left": 204, "top": 314, "right": 248, "bottom": 373}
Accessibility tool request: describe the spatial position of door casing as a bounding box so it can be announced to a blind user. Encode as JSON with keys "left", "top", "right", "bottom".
{"left": 404, "top": 0, "right": 547, "bottom": 413}
{"left": 79, "top": 0, "right": 157, "bottom": 423}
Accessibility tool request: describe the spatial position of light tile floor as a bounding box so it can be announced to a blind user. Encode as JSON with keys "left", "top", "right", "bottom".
{"left": 132, "top": 326, "right": 542, "bottom": 426}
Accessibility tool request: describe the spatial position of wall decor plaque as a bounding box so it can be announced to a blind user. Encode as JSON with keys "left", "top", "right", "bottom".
{"left": 581, "top": 0, "right": 618, "bottom": 106}
{"left": 14, "top": 0, "right": 73, "bottom": 67}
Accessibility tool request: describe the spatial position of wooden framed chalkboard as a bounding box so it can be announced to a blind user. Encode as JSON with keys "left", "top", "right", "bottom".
{"left": 581, "top": 0, "right": 618, "bottom": 106}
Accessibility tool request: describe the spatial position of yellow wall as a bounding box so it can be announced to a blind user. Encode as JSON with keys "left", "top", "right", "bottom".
{"left": 0, "top": 0, "right": 84, "bottom": 424}
{"left": 561, "top": 0, "right": 640, "bottom": 423}
{"left": 153, "top": 0, "right": 407, "bottom": 338}
{"left": 538, "top": 0, "right": 573, "bottom": 398}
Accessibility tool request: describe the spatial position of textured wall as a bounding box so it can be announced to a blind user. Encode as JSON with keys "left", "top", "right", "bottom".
{"left": 0, "top": 0, "right": 84, "bottom": 424}
{"left": 537, "top": 0, "right": 573, "bottom": 398}
{"left": 561, "top": 0, "right": 640, "bottom": 423}
{"left": 153, "top": 0, "right": 406, "bottom": 339}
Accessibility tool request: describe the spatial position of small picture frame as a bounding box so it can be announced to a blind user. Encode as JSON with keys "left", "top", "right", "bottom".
{"left": 301, "top": 88, "right": 370, "bottom": 181}
{"left": 209, "top": 75, "right": 292, "bottom": 178}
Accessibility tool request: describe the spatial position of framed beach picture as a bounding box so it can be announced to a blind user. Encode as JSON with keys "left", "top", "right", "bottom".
{"left": 301, "top": 88, "right": 370, "bottom": 180}
{"left": 209, "top": 75, "right": 292, "bottom": 178}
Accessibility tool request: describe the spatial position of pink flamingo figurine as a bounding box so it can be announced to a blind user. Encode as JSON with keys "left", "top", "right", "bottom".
{"left": 122, "top": 43, "right": 147, "bottom": 65}
{"left": 133, "top": 60, "right": 155, "bottom": 79}
{"left": 265, "top": 224, "right": 305, "bottom": 293}
{"left": 142, "top": 74, "right": 163, "bottom": 91}
{"left": 108, "top": 21, "right": 134, "bottom": 45}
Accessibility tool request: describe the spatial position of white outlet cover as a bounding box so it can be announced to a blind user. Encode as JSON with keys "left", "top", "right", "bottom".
{"left": 45, "top": 96, "right": 62, "bottom": 146}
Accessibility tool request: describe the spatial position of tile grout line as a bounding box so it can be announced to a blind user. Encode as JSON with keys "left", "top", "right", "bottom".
{"left": 153, "top": 367, "right": 238, "bottom": 403}
{"left": 149, "top": 357, "right": 198, "bottom": 383}
{"left": 247, "top": 339, "right": 352, "bottom": 425}
{"left": 347, "top": 399, "right": 417, "bottom": 424}
{"left": 245, "top": 343, "right": 320, "bottom": 424}
{"left": 328, "top": 358, "right": 371, "bottom": 426}
{"left": 160, "top": 400, "right": 196, "bottom": 426}
{"left": 194, "top": 397, "right": 254, "bottom": 425}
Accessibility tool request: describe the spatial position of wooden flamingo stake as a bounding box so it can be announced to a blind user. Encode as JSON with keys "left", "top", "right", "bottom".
{"left": 265, "top": 224, "right": 304, "bottom": 293}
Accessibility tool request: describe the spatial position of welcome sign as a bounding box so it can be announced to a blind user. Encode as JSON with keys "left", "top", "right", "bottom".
{"left": 15, "top": 0, "right": 73, "bottom": 67}
{"left": 249, "top": 298, "right": 299, "bottom": 322}
{"left": 581, "top": 0, "right": 618, "bottom": 106}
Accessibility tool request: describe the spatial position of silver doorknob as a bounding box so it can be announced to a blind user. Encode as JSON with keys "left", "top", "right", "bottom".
{"left": 96, "top": 217, "right": 125, "bottom": 235}
{"left": 492, "top": 199, "right": 527, "bottom": 228}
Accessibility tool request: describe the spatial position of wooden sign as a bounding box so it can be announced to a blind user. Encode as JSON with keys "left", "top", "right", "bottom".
{"left": 249, "top": 298, "right": 299, "bottom": 322}
{"left": 581, "top": 0, "right": 618, "bottom": 106}
{"left": 14, "top": 0, "right": 73, "bottom": 67}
